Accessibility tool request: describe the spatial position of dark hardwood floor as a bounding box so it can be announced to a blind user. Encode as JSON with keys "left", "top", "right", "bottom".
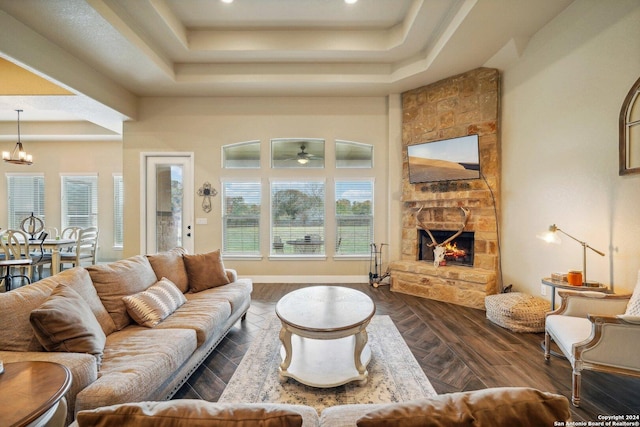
{"left": 174, "top": 283, "right": 640, "bottom": 421}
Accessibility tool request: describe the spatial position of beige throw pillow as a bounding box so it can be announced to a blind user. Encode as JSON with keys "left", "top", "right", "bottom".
{"left": 183, "top": 250, "right": 230, "bottom": 292}
{"left": 76, "top": 400, "right": 303, "bottom": 427}
{"left": 147, "top": 247, "right": 189, "bottom": 293}
{"left": 356, "top": 387, "right": 571, "bottom": 427}
{"left": 30, "top": 284, "right": 107, "bottom": 366}
{"left": 123, "top": 278, "right": 187, "bottom": 327}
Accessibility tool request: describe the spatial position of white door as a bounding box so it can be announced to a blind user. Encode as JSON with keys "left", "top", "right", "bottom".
{"left": 143, "top": 154, "right": 194, "bottom": 254}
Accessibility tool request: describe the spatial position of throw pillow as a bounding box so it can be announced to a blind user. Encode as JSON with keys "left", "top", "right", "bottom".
{"left": 182, "top": 249, "right": 230, "bottom": 293}
{"left": 356, "top": 387, "right": 570, "bottom": 427}
{"left": 30, "top": 284, "right": 107, "bottom": 366}
{"left": 147, "top": 247, "right": 189, "bottom": 293}
{"left": 123, "top": 277, "right": 187, "bottom": 327}
{"left": 76, "top": 400, "right": 303, "bottom": 427}
{"left": 87, "top": 255, "right": 158, "bottom": 330}
{"left": 625, "top": 270, "right": 640, "bottom": 316}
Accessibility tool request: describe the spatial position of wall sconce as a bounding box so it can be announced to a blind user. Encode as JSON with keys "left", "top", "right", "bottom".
{"left": 537, "top": 224, "right": 605, "bottom": 286}
{"left": 2, "top": 110, "right": 33, "bottom": 165}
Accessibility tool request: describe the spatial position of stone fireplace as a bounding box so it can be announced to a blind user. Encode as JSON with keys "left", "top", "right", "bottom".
{"left": 389, "top": 68, "right": 501, "bottom": 310}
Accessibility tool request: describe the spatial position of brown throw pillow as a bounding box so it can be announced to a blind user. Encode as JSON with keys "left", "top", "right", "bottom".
{"left": 183, "top": 250, "right": 231, "bottom": 292}
{"left": 123, "top": 278, "right": 187, "bottom": 327}
{"left": 356, "top": 387, "right": 571, "bottom": 427}
{"left": 30, "top": 284, "right": 107, "bottom": 366}
{"left": 147, "top": 247, "right": 189, "bottom": 293}
{"left": 76, "top": 400, "right": 303, "bottom": 427}
{"left": 87, "top": 255, "right": 158, "bottom": 330}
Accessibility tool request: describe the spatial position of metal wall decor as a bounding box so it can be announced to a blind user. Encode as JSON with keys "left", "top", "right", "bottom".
{"left": 197, "top": 182, "right": 217, "bottom": 213}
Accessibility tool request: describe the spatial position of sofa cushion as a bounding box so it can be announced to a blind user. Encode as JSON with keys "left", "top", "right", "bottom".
{"left": 147, "top": 247, "right": 189, "bottom": 293}
{"left": 30, "top": 284, "right": 107, "bottom": 366}
{"left": 183, "top": 249, "right": 230, "bottom": 292}
{"left": 0, "top": 267, "right": 115, "bottom": 352}
{"left": 76, "top": 327, "right": 198, "bottom": 412}
{"left": 185, "top": 279, "right": 252, "bottom": 316}
{"left": 154, "top": 297, "right": 232, "bottom": 346}
{"left": 355, "top": 387, "right": 571, "bottom": 427}
{"left": 76, "top": 400, "right": 305, "bottom": 427}
{"left": 123, "top": 278, "right": 187, "bottom": 328}
{"left": 87, "top": 255, "right": 158, "bottom": 330}
{"left": 52, "top": 267, "right": 117, "bottom": 335}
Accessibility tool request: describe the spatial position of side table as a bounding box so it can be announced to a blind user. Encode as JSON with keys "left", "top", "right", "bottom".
{"left": 0, "top": 361, "right": 71, "bottom": 427}
{"left": 541, "top": 278, "right": 610, "bottom": 310}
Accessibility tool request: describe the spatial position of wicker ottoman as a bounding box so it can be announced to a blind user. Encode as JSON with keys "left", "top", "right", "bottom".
{"left": 485, "top": 292, "right": 549, "bottom": 333}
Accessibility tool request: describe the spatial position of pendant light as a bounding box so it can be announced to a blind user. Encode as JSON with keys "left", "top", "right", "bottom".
{"left": 3, "top": 109, "right": 33, "bottom": 165}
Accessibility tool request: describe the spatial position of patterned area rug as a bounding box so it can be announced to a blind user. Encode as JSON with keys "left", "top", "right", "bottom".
{"left": 219, "top": 315, "right": 437, "bottom": 412}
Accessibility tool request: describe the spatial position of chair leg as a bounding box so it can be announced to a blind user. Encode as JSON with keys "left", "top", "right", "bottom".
{"left": 572, "top": 368, "right": 581, "bottom": 407}
{"left": 544, "top": 332, "right": 551, "bottom": 361}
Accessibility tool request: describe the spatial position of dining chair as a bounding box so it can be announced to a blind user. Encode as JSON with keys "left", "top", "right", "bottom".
{"left": 0, "top": 229, "right": 37, "bottom": 291}
{"left": 59, "top": 226, "right": 99, "bottom": 271}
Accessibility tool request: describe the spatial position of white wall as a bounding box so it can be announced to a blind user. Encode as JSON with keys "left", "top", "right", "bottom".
{"left": 123, "top": 96, "right": 391, "bottom": 280}
{"left": 501, "top": 0, "right": 640, "bottom": 296}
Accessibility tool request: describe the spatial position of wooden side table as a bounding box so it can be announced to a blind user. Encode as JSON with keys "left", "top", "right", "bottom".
{"left": 0, "top": 361, "right": 71, "bottom": 427}
{"left": 541, "top": 278, "right": 610, "bottom": 310}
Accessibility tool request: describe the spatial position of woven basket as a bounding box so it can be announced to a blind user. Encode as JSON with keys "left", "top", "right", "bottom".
{"left": 485, "top": 292, "right": 549, "bottom": 333}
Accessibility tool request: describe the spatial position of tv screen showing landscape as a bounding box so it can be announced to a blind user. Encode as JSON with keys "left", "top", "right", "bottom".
{"left": 408, "top": 135, "right": 480, "bottom": 184}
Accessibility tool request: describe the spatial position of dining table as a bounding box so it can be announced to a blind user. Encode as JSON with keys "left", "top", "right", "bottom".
{"left": 39, "top": 238, "right": 77, "bottom": 275}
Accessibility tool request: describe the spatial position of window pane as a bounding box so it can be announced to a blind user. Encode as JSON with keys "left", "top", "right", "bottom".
{"left": 272, "top": 138, "right": 324, "bottom": 168}
{"left": 223, "top": 140, "right": 261, "bottom": 168}
{"left": 336, "top": 180, "right": 373, "bottom": 255}
{"left": 271, "top": 181, "right": 325, "bottom": 255}
{"left": 336, "top": 140, "right": 373, "bottom": 168}
{"left": 62, "top": 175, "right": 98, "bottom": 229}
{"left": 223, "top": 181, "right": 261, "bottom": 254}
{"left": 113, "top": 175, "right": 124, "bottom": 247}
{"left": 7, "top": 174, "right": 45, "bottom": 229}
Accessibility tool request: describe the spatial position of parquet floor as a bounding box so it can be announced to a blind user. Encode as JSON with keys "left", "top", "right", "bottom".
{"left": 174, "top": 283, "right": 640, "bottom": 421}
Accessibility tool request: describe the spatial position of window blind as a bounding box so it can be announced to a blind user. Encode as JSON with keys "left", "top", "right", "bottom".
{"left": 222, "top": 181, "right": 261, "bottom": 254}
{"left": 335, "top": 180, "right": 373, "bottom": 255}
{"left": 61, "top": 175, "right": 98, "bottom": 229}
{"left": 7, "top": 174, "right": 45, "bottom": 229}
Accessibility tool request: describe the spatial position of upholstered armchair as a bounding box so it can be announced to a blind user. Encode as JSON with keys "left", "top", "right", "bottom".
{"left": 544, "top": 281, "right": 640, "bottom": 407}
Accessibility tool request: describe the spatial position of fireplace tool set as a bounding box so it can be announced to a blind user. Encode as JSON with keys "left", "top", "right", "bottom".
{"left": 369, "top": 242, "right": 390, "bottom": 288}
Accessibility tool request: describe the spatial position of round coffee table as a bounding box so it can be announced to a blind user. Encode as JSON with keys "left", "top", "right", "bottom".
{"left": 275, "top": 286, "right": 376, "bottom": 388}
{"left": 0, "top": 361, "right": 71, "bottom": 427}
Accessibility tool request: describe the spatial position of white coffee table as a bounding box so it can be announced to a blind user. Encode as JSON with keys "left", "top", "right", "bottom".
{"left": 275, "top": 286, "right": 376, "bottom": 388}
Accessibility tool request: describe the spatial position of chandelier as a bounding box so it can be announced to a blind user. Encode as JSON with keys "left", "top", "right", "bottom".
{"left": 3, "top": 109, "right": 33, "bottom": 165}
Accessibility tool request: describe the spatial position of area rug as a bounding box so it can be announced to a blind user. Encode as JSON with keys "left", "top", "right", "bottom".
{"left": 219, "top": 315, "right": 437, "bottom": 412}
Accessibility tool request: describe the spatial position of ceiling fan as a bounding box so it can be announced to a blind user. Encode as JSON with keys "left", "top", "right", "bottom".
{"left": 288, "top": 144, "right": 320, "bottom": 164}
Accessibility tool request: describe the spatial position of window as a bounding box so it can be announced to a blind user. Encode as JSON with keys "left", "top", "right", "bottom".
{"left": 222, "top": 181, "right": 261, "bottom": 255}
{"left": 271, "top": 180, "right": 325, "bottom": 255}
{"left": 335, "top": 180, "right": 373, "bottom": 255}
{"left": 620, "top": 76, "right": 640, "bottom": 175}
{"left": 7, "top": 173, "right": 45, "bottom": 229}
{"left": 271, "top": 138, "right": 324, "bottom": 168}
{"left": 223, "top": 140, "right": 261, "bottom": 168}
{"left": 113, "top": 174, "right": 124, "bottom": 248}
{"left": 336, "top": 140, "right": 373, "bottom": 168}
{"left": 61, "top": 174, "right": 98, "bottom": 229}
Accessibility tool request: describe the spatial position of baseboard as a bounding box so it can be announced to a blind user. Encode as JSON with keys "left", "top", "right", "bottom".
{"left": 244, "top": 275, "right": 368, "bottom": 284}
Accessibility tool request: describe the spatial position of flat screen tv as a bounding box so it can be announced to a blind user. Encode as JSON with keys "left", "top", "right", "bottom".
{"left": 408, "top": 134, "right": 480, "bottom": 184}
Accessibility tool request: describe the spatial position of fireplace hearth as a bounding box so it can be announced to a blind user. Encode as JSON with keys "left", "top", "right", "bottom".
{"left": 418, "top": 230, "right": 474, "bottom": 267}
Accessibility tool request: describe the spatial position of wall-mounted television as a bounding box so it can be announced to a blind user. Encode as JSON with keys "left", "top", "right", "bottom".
{"left": 408, "top": 134, "right": 480, "bottom": 184}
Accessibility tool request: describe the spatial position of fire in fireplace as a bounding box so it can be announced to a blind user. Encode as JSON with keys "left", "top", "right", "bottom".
{"left": 418, "top": 230, "right": 474, "bottom": 267}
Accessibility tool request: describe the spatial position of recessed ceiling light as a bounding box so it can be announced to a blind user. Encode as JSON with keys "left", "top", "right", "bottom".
{"left": 221, "top": 0, "right": 233, "bottom": 3}
{"left": 345, "top": 0, "right": 358, "bottom": 4}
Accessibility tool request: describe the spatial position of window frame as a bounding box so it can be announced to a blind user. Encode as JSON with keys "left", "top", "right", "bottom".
{"left": 61, "top": 173, "right": 98, "bottom": 229}
{"left": 6, "top": 173, "right": 45, "bottom": 229}
{"left": 620, "top": 76, "right": 640, "bottom": 175}
{"left": 334, "top": 179, "right": 374, "bottom": 257}
{"left": 221, "top": 179, "right": 262, "bottom": 257}
{"left": 113, "top": 174, "right": 124, "bottom": 249}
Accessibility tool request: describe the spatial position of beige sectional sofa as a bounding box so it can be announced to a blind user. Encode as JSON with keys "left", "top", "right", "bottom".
{"left": 0, "top": 248, "right": 252, "bottom": 426}
{"left": 69, "top": 387, "right": 572, "bottom": 427}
